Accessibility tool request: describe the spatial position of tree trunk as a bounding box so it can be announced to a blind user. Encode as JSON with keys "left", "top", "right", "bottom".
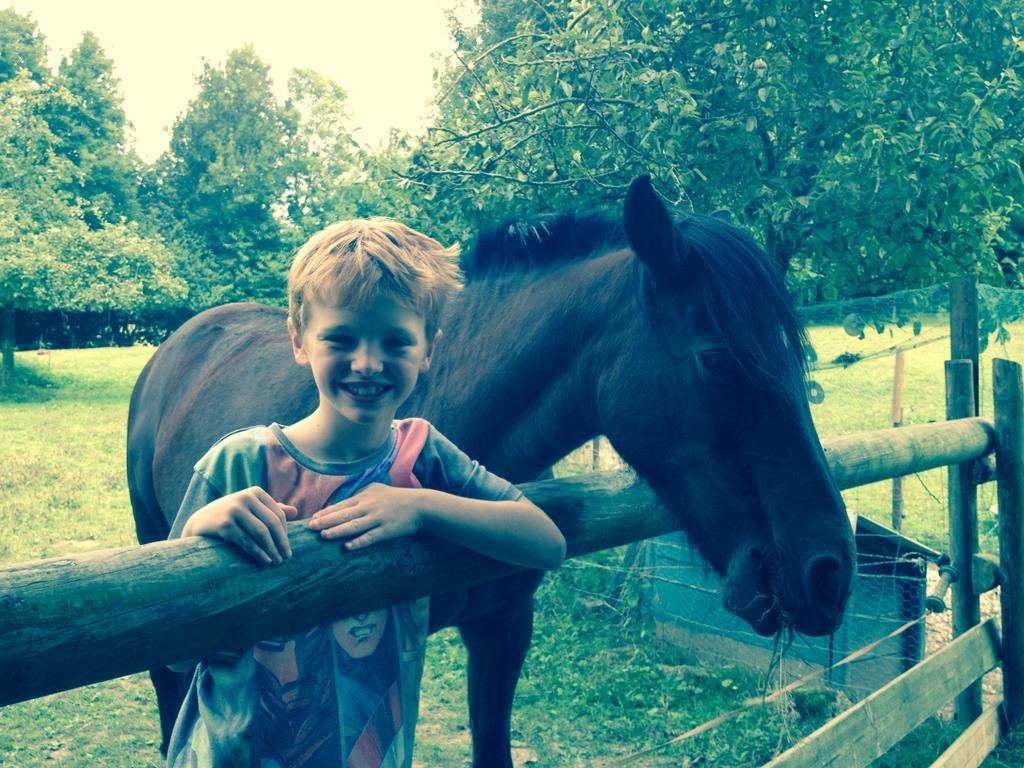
{"left": 1, "top": 303, "right": 14, "bottom": 387}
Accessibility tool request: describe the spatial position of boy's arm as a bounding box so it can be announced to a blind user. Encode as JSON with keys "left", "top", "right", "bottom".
{"left": 167, "top": 472, "right": 295, "bottom": 672}
{"left": 419, "top": 491, "right": 565, "bottom": 569}
{"left": 311, "top": 425, "right": 565, "bottom": 569}
{"left": 170, "top": 426, "right": 296, "bottom": 565}
{"left": 169, "top": 470, "right": 224, "bottom": 539}
{"left": 180, "top": 486, "right": 296, "bottom": 566}
{"left": 309, "top": 486, "right": 565, "bottom": 570}
{"left": 166, "top": 471, "right": 224, "bottom": 674}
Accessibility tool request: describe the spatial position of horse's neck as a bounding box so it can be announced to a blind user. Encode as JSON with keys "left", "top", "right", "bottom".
{"left": 412, "top": 251, "right": 632, "bottom": 483}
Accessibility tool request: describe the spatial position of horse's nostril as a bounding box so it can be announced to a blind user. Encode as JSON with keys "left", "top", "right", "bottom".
{"left": 805, "top": 554, "right": 843, "bottom": 608}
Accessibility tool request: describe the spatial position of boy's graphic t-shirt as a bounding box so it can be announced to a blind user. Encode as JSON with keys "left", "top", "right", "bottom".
{"left": 165, "top": 418, "right": 522, "bottom": 768}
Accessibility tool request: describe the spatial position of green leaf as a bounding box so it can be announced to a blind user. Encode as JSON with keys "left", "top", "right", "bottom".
{"left": 842, "top": 314, "right": 863, "bottom": 337}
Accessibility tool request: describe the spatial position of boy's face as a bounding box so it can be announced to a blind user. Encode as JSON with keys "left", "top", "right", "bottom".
{"left": 289, "top": 292, "right": 435, "bottom": 434}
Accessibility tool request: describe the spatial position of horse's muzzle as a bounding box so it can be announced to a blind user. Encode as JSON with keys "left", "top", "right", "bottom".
{"left": 723, "top": 546, "right": 852, "bottom": 637}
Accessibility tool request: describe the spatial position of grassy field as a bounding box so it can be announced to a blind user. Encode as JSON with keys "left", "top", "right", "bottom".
{"left": 0, "top": 348, "right": 165, "bottom": 767}
{"left": 1, "top": 320, "right": 1023, "bottom": 766}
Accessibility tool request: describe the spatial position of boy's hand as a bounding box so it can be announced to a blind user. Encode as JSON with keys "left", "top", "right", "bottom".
{"left": 181, "top": 487, "right": 297, "bottom": 565}
{"left": 308, "top": 483, "right": 422, "bottom": 551}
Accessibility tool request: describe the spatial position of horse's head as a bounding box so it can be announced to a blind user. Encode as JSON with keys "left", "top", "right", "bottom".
{"left": 599, "top": 176, "right": 855, "bottom": 637}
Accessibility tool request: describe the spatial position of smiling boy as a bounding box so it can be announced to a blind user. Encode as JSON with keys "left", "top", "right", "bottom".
{"left": 165, "top": 219, "right": 566, "bottom": 768}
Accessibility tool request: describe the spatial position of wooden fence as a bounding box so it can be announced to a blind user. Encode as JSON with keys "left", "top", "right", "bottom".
{"left": 0, "top": 416, "right": 1006, "bottom": 706}
{"left": 762, "top": 356, "right": 1023, "bottom": 767}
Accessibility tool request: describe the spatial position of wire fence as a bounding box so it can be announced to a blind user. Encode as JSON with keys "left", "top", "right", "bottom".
{"left": 562, "top": 517, "right": 940, "bottom": 702}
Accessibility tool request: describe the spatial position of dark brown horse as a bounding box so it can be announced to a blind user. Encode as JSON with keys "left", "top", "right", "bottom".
{"left": 127, "top": 177, "right": 855, "bottom": 767}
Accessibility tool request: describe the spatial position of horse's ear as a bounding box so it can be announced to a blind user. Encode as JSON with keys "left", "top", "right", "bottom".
{"left": 624, "top": 175, "right": 686, "bottom": 284}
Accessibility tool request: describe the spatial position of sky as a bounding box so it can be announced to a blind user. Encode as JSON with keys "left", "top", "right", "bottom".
{"left": 10, "top": 0, "right": 476, "bottom": 162}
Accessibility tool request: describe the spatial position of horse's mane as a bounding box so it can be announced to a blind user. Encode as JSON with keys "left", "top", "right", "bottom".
{"left": 466, "top": 206, "right": 808, "bottom": 394}
{"left": 674, "top": 214, "right": 810, "bottom": 393}
{"left": 462, "top": 211, "right": 625, "bottom": 279}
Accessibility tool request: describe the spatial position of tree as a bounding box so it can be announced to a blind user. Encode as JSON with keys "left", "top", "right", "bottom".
{"left": 0, "top": 68, "right": 74, "bottom": 385}
{"left": 42, "top": 221, "right": 187, "bottom": 315}
{"left": 45, "top": 31, "right": 141, "bottom": 229}
{"left": 0, "top": 207, "right": 187, "bottom": 381}
{"left": 0, "top": 8, "right": 48, "bottom": 84}
{"left": 283, "top": 68, "right": 359, "bottom": 236}
{"left": 0, "top": 67, "right": 185, "bottom": 385}
{"left": 409, "top": 0, "right": 1024, "bottom": 300}
{"left": 156, "top": 46, "right": 298, "bottom": 306}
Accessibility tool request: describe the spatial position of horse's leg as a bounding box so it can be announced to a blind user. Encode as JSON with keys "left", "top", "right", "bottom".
{"left": 127, "top": 457, "right": 186, "bottom": 756}
{"left": 150, "top": 665, "right": 190, "bottom": 756}
{"left": 457, "top": 596, "right": 536, "bottom": 768}
{"left": 127, "top": 449, "right": 185, "bottom": 756}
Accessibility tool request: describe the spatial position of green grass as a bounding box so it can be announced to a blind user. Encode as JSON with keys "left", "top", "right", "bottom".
{"left": 0, "top": 348, "right": 162, "bottom": 768}
{"left": 807, "top": 318, "right": 1012, "bottom": 555}
{"left": 0, "top": 347, "right": 152, "bottom": 564}
{"left": 1, "top": 330, "right": 1023, "bottom": 767}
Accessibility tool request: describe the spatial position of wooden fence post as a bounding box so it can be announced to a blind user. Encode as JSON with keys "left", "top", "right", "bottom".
{"left": 892, "top": 350, "right": 906, "bottom": 530}
{"left": 1, "top": 304, "right": 13, "bottom": 387}
{"left": 946, "top": 359, "right": 982, "bottom": 724}
{"left": 950, "top": 276, "right": 980, "bottom": 414}
{"left": 995, "top": 358, "right": 1024, "bottom": 728}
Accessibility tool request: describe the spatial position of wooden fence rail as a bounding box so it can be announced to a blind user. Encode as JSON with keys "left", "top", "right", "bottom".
{"left": 0, "top": 471, "right": 664, "bottom": 706}
{"left": 0, "top": 417, "right": 999, "bottom": 708}
{"left": 823, "top": 416, "right": 993, "bottom": 489}
{"left": 763, "top": 619, "right": 1002, "bottom": 768}
{"left": 760, "top": 356, "right": 1024, "bottom": 767}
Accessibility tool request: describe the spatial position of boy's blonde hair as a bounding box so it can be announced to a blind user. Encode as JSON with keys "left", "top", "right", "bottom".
{"left": 288, "top": 218, "right": 463, "bottom": 336}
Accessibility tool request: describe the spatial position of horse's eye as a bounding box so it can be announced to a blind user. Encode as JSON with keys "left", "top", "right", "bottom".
{"left": 699, "top": 350, "right": 738, "bottom": 379}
